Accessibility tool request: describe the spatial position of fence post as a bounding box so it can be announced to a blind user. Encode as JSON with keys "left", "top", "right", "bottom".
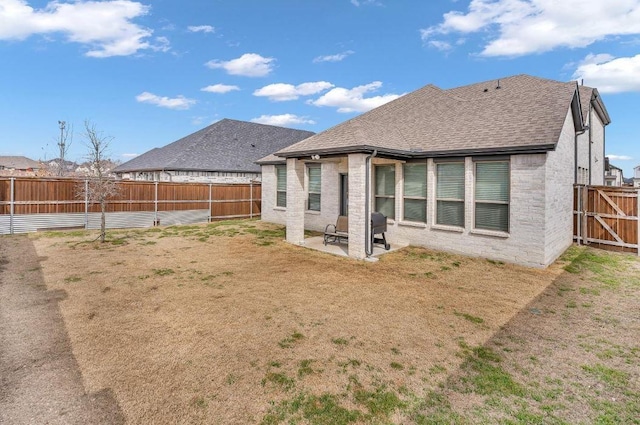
{"left": 9, "top": 177, "right": 14, "bottom": 235}
{"left": 208, "top": 184, "right": 213, "bottom": 222}
{"left": 249, "top": 181, "right": 253, "bottom": 219}
{"left": 576, "top": 185, "right": 582, "bottom": 245}
{"left": 154, "top": 181, "right": 159, "bottom": 226}
{"left": 84, "top": 179, "right": 89, "bottom": 229}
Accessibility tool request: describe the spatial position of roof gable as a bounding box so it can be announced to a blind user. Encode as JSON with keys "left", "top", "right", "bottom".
{"left": 276, "top": 75, "right": 583, "bottom": 159}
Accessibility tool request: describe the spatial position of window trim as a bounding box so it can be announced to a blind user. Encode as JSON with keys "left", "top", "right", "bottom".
{"left": 307, "top": 164, "right": 321, "bottom": 212}
{"left": 435, "top": 161, "right": 465, "bottom": 228}
{"left": 402, "top": 162, "right": 427, "bottom": 223}
{"left": 275, "top": 164, "right": 287, "bottom": 208}
{"left": 374, "top": 164, "right": 396, "bottom": 220}
{"left": 473, "top": 159, "right": 510, "bottom": 233}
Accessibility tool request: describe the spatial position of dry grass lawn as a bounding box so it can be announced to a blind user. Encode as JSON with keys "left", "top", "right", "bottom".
{"left": 25, "top": 219, "right": 639, "bottom": 424}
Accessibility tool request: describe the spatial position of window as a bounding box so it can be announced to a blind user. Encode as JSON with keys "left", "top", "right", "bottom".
{"left": 375, "top": 165, "right": 395, "bottom": 219}
{"left": 276, "top": 165, "right": 286, "bottom": 208}
{"left": 436, "top": 162, "right": 465, "bottom": 227}
{"left": 403, "top": 163, "right": 427, "bottom": 222}
{"left": 475, "top": 161, "right": 509, "bottom": 232}
{"left": 307, "top": 165, "right": 321, "bottom": 211}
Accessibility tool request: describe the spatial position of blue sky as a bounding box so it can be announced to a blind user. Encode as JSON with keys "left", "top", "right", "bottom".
{"left": 1, "top": 0, "right": 639, "bottom": 176}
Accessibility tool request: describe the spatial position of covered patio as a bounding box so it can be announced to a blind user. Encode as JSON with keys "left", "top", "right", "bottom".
{"left": 301, "top": 235, "right": 408, "bottom": 261}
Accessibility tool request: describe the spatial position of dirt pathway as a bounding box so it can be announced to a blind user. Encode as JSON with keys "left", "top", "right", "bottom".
{"left": 0, "top": 235, "right": 124, "bottom": 425}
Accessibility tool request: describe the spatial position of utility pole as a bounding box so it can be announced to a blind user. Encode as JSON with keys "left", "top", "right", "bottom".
{"left": 58, "top": 120, "right": 66, "bottom": 176}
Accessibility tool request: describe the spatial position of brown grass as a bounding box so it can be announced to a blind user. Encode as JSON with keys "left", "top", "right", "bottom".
{"left": 30, "top": 220, "right": 569, "bottom": 424}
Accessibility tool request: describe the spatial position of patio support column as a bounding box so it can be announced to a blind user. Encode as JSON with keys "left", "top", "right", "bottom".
{"left": 286, "top": 157, "right": 305, "bottom": 245}
{"left": 348, "top": 153, "right": 368, "bottom": 259}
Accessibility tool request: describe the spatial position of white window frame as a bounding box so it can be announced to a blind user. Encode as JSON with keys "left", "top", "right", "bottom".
{"left": 402, "top": 162, "right": 427, "bottom": 223}
{"left": 275, "top": 164, "right": 286, "bottom": 208}
{"left": 474, "top": 159, "right": 510, "bottom": 233}
{"left": 435, "top": 161, "right": 465, "bottom": 228}
{"left": 307, "top": 164, "right": 321, "bottom": 212}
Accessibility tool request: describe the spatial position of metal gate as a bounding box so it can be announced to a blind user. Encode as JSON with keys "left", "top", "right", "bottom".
{"left": 574, "top": 185, "right": 639, "bottom": 254}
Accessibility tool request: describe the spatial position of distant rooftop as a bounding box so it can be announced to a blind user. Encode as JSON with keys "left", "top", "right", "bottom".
{"left": 114, "top": 119, "right": 315, "bottom": 174}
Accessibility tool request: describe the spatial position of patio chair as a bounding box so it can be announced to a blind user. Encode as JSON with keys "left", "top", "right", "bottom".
{"left": 324, "top": 215, "right": 348, "bottom": 245}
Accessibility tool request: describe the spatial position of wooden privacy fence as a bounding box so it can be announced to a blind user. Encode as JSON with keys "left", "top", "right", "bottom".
{"left": 0, "top": 177, "right": 261, "bottom": 234}
{"left": 574, "top": 184, "right": 639, "bottom": 254}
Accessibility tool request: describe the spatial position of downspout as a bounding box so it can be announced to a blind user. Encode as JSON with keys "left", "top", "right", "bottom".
{"left": 365, "top": 150, "right": 378, "bottom": 256}
{"left": 588, "top": 101, "right": 593, "bottom": 185}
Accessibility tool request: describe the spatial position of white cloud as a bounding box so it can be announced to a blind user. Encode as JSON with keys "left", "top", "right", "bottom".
{"left": 188, "top": 25, "right": 214, "bottom": 33}
{"left": 121, "top": 153, "right": 139, "bottom": 158}
{"left": 573, "top": 53, "right": 640, "bottom": 93}
{"left": 309, "top": 81, "right": 402, "bottom": 113}
{"left": 201, "top": 84, "right": 240, "bottom": 94}
{"left": 135, "top": 92, "right": 196, "bottom": 110}
{"left": 607, "top": 154, "right": 633, "bottom": 161}
{"left": 0, "top": 0, "right": 160, "bottom": 57}
{"left": 351, "top": 0, "right": 382, "bottom": 6}
{"left": 421, "top": 0, "right": 640, "bottom": 57}
{"left": 205, "top": 53, "right": 275, "bottom": 77}
{"left": 251, "top": 114, "right": 316, "bottom": 126}
{"left": 428, "top": 40, "right": 452, "bottom": 51}
{"left": 253, "top": 81, "right": 334, "bottom": 101}
{"left": 313, "top": 50, "right": 354, "bottom": 63}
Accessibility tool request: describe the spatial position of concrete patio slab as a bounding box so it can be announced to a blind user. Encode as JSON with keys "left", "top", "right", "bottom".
{"left": 299, "top": 236, "right": 408, "bottom": 260}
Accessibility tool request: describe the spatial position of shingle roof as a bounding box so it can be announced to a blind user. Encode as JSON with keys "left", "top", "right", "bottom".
{"left": 275, "top": 75, "right": 587, "bottom": 159}
{"left": 578, "top": 85, "right": 611, "bottom": 126}
{"left": 114, "top": 119, "right": 315, "bottom": 173}
{"left": 0, "top": 156, "right": 41, "bottom": 170}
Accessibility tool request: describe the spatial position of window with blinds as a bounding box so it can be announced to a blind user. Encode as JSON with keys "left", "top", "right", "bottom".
{"left": 475, "top": 161, "right": 509, "bottom": 232}
{"left": 375, "top": 164, "right": 395, "bottom": 219}
{"left": 436, "top": 162, "right": 465, "bottom": 227}
{"left": 307, "top": 165, "right": 321, "bottom": 211}
{"left": 276, "top": 165, "right": 286, "bottom": 208}
{"left": 403, "top": 163, "right": 427, "bottom": 222}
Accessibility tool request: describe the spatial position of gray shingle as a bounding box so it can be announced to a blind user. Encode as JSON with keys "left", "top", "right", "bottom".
{"left": 0, "top": 156, "right": 41, "bottom": 170}
{"left": 275, "top": 75, "right": 585, "bottom": 158}
{"left": 114, "top": 119, "right": 314, "bottom": 173}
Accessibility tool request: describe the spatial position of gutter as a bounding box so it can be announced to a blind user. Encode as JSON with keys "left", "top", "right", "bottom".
{"left": 275, "top": 143, "right": 557, "bottom": 161}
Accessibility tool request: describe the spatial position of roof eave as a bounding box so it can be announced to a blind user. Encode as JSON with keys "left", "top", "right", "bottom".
{"left": 591, "top": 88, "right": 611, "bottom": 126}
{"left": 274, "top": 143, "right": 557, "bottom": 160}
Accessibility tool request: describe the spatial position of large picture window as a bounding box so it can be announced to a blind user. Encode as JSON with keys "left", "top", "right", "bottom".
{"left": 276, "top": 165, "right": 286, "bottom": 208}
{"left": 436, "top": 162, "right": 465, "bottom": 227}
{"left": 403, "top": 163, "right": 427, "bottom": 222}
{"left": 307, "top": 165, "right": 321, "bottom": 211}
{"left": 375, "top": 165, "right": 395, "bottom": 219}
{"left": 475, "top": 161, "right": 509, "bottom": 232}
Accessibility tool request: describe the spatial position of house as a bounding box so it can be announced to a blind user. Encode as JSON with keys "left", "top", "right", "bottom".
{"left": 0, "top": 156, "right": 42, "bottom": 176}
{"left": 113, "top": 119, "right": 314, "bottom": 183}
{"left": 604, "top": 158, "right": 624, "bottom": 187}
{"left": 258, "top": 75, "right": 610, "bottom": 268}
{"left": 634, "top": 165, "right": 640, "bottom": 188}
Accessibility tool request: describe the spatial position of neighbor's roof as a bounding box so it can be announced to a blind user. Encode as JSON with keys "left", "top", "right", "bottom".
{"left": 273, "top": 74, "right": 595, "bottom": 160}
{"left": 0, "top": 156, "right": 41, "bottom": 170}
{"left": 114, "top": 119, "right": 314, "bottom": 173}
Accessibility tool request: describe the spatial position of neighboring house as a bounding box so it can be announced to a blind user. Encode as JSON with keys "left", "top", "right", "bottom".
{"left": 0, "top": 156, "right": 42, "bottom": 176}
{"left": 113, "top": 119, "right": 314, "bottom": 183}
{"left": 604, "top": 158, "right": 624, "bottom": 187}
{"left": 258, "top": 74, "right": 611, "bottom": 268}
{"left": 634, "top": 165, "right": 640, "bottom": 188}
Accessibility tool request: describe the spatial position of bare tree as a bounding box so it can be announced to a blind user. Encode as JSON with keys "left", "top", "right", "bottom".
{"left": 78, "top": 120, "right": 119, "bottom": 243}
{"left": 56, "top": 121, "right": 73, "bottom": 176}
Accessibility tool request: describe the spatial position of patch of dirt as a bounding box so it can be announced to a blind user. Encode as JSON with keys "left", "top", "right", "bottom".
{"left": 26, "top": 221, "right": 562, "bottom": 424}
{"left": 0, "top": 235, "right": 124, "bottom": 425}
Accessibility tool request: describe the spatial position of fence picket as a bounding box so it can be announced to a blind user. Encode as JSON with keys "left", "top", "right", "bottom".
{"left": 0, "top": 177, "right": 261, "bottom": 234}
